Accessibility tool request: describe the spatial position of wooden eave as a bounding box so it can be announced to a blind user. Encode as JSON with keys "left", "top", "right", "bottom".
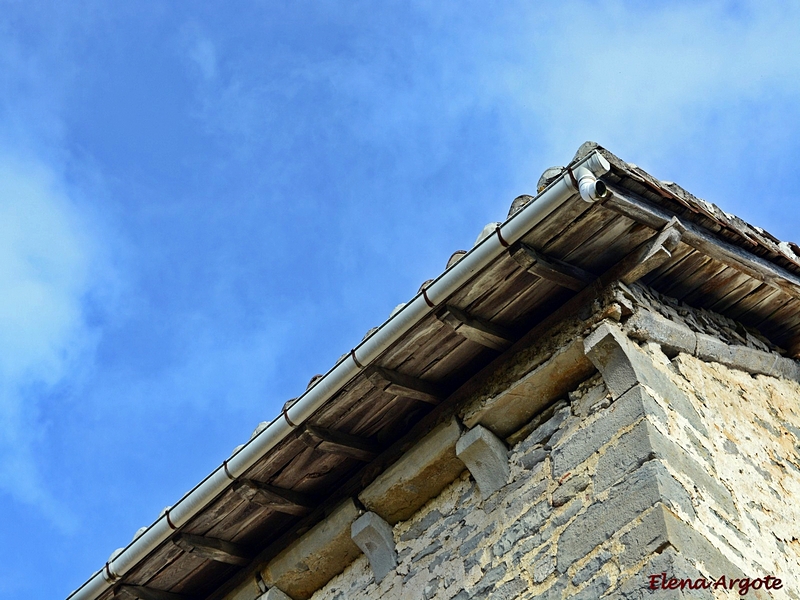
{"left": 99, "top": 146, "right": 800, "bottom": 600}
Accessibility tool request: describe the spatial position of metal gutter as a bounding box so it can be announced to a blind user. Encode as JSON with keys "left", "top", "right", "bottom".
{"left": 68, "top": 151, "right": 610, "bottom": 600}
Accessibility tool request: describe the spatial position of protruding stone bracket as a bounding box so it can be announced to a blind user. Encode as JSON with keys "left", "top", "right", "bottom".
{"left": 584, "top": 322, "right": 655, "bottom": 400}
{"left": 509, "top": 242, "right": 595, "bottom": 291}
{"left": 115, "top": 584, "right": 188, "bottom": 600}
{"left": 173, "top": 533, "right": 252, "bottom": 566}
{"left": 584, "top": 321, "right": 707, "bottom": 434}
{"left": 437, "top": 305, "right": 514, "bottom": 351}
{"left": 351, "top": 511, "right": 398, "bottom": 583}
{"left": 366, "top": 366, "right": 444, "bottom": 405}
{"left": 300, "top": 424, "right": 379, "bottom": 462}
{"left": 456, "top": 425, "right": 509, "bottom": 499}
{"left": 233, "top": 479, "right": 314, "bottom": 516}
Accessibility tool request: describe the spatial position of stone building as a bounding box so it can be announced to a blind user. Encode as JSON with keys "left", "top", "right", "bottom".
{"left": 70, "top": 143, "right": 800, "bottom": 600}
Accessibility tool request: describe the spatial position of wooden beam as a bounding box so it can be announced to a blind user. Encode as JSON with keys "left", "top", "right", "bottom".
{"left": 232, "top": 479, "right": 314, "bottom": 516}
{"left": 509, "top": 242, "right": 595, "bottom": 291}
{"left": 603, "top": 184, "right": 800, "bottom": 299}
{"left": 366, "top": 366, "right": 444, "bottom": 404}
{"left": 437, "top": 305, "right": 514, "bottom": 351}
{"left": 173, "top": 533, "right": 251, "bottom": 566}
{"left": 115, "top": 585, "right": 188, "bottom": 600}
{"left": 601, "top": 217, "right": 685, "bottom": 285}
{"left": 300, "top": 425, "right": 379, "bottom": 461}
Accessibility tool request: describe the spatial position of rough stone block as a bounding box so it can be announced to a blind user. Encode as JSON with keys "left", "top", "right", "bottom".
{"left": 551, "top": 384, "right": 665, "bottom": 479}
{"left": 557, "top": 461, "right": 694, "bottom": 572}
{"left": 624, "top": 308, "right": 697, "bottom": 356}
{"left": 262, "top": 588, "right": 292, "bottom": 600}
{"left": 571, "top": 549, "right": 612, "bottom": 586}
{"left": 519, "top": 446, "right": 548, "bottom": 470}
{"left": 463, "top": 338, "right": 595, "bottom": 436}
{"left": 456, "top": 425, "right": 510, "bottom": 499}
{"left": 351, "top": 511, "right": 397, "bottom": 583}
{"left": 608, "top": 545, "right": 713, "bottom": 600}
{"left": 262, "top": 499, "right": 363, "bottom": 599}
{"left": 619, "top": 504, "right": 743, "bottom": 576}
{"left": 694, "top": 334, "right": 800, "bottom": 383}
{"left": 552, "top": 473, "right": 590, "bottom": 507}
{"left": 359, "top": 417, "right": 465, "bottom": 524}
{"left": 525, "top": 405, "right": 572, "bottom": 448}
{"left": 695, "top": 333, "right": 737, "bottom": 368}
{"left": 572, "top": 573, "right": 611, "bottom": 600}
{"left": 774, "top": 355, "right": 800, "bottom": 382}
{"left": 595, "top": 420, "right": 736, "bottom": 517}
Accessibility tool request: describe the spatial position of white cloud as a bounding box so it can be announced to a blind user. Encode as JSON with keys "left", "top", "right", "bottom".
{"left": 181, "top": 23, "right": 218, "bottom": 83}
{"left": 488, "top": 0, "right": 800, "bottom": 166}
{"left": 0, "top": 154, "right": 107, "bottom": 533}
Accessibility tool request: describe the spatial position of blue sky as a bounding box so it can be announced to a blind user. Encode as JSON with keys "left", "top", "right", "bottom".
{"left": 1, "top": 1, "right": 799, "bottom": 598}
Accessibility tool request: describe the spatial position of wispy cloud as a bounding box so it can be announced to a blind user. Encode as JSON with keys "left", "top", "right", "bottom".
{"left": 181, "top": 23, "right": 218, "bottom": 83}
{"left": 485, "top": 1, "right": 800, "bottom": 168}
{"left": 0, "top": 154, "right": 108, "bottom": 533}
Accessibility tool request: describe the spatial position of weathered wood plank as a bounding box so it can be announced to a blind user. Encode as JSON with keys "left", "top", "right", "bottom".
{"left": 132, "top": 551, "right": 207, "bottom": 595}
{"left": 728, "top": 285, "right": 787, "bottom": 323}
{"left": 337, "top": 390, "right": 418, "bottom": 440}
{"left": 416, "top": 335, "right": 480, "bottom": 381}
{"left": 757, "top": 297, "right": 800, "bottom": 343}
{"left": 376, "top": 317, "right": 450, "bottom": 371}
{"left": 121, "top": 541, "right": 186, "bottom": 587}
{"left": 173, "top": 534, "right": 252, "bottom": 566}
{"left": 657, "top": 253, "right": 718, "bottom": 300}
{"left": 760, "top": 299, "right": 800, "bottom": 333}
{"left": 309, "top": 376, "right": 379, "bottom": 429}
{"left": 461, "top": 260, "right": 540, "bottom": 322}
{"left": 558, "top": 214, "right": 639, "bottom": 273}
{"left": 450, "top": 255, "right": 520, "bottom": 312}
{"left": 166, "top": 558, "right": 233, "bottom": 596}
{"left": 705, "top": 272, "right": 763, "bottom": 314}
{"left": 751, "top": 295, "right": 795, "bottom": 330}
{"left": 387, "top": 323, "right": 464, "bottom": 381}
{"left": 489, "top": 277, "right": 563, "bottom": 324}
{"left": 673, "top": 260, "right": 731, "bottom": 303}
{"left": 204, "top": 495, "right": 287, "bottom": 546}
{"left": 641, "top": 243, "right": 695, "bottom": 289}
{"left": 518, "top": 192, "right": 595, "bottom": 250}
{"left": 224, "top": 435, "right": 311, "bottom": 496}
{"left": 680, "top": 265, "right": 742, "bottom": 307}
{"left": 436, "top": 305, "right": 514, "bottom": 351}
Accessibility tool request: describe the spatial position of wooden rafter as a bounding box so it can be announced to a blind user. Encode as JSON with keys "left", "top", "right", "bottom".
{"left": 232, "top": 479, "right": 314, "bottom": 516}
{"left": 300, "top": 425, "right": 379, "bottom": 461}
{"left": 509, "top": 242, "right": 595, "bottom": 291}
{"left": 366, "top": 366, "right": 443, "bottom": 405}
{"left": 173, "top": 533, "right": 251, "bottom": 566}
{"left": 436, "top": 305, "right": 514, "bottom": 351}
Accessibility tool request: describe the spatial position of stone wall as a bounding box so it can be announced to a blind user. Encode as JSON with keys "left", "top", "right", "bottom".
{"left": 247, "top": 283, "right": 800, "bottom": 600}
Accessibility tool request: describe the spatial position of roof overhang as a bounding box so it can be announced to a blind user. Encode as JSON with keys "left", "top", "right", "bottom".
{"left": 69, "top": 143, "right": 800, "bottom": 600}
